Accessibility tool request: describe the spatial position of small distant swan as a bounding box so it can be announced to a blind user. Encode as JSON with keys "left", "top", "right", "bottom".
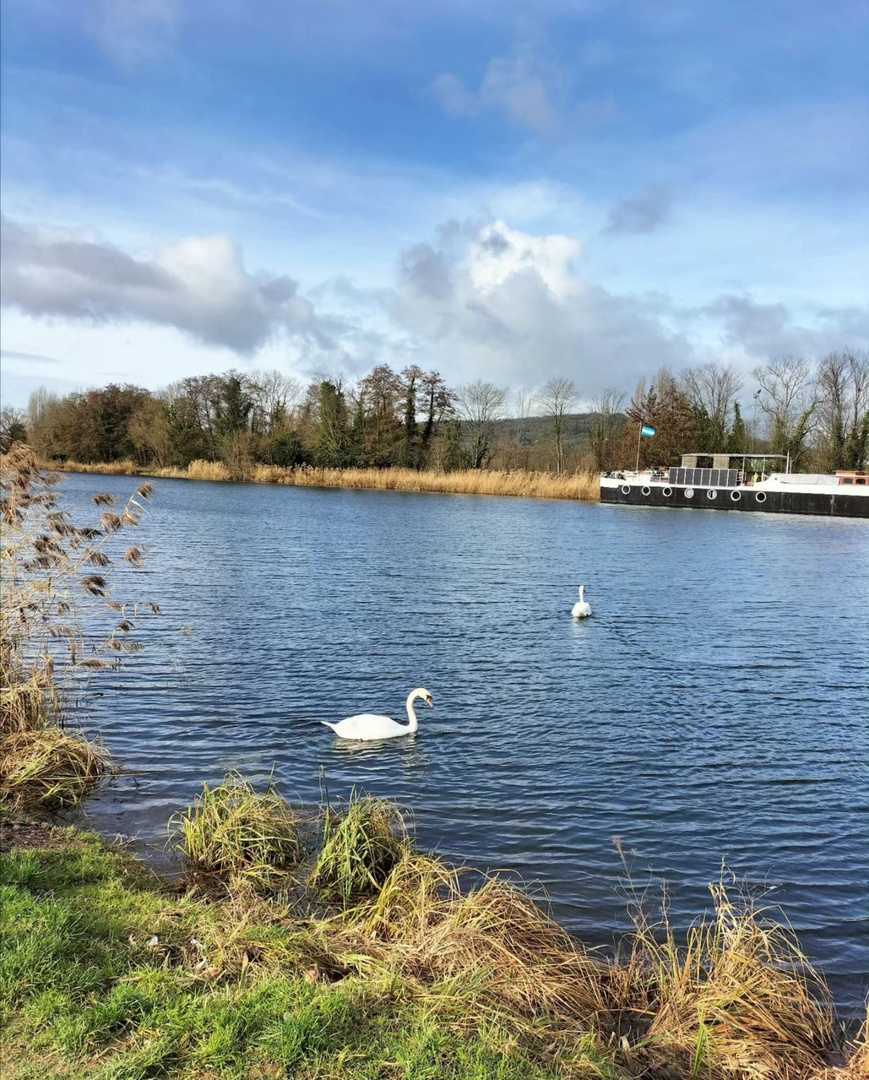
{"left": 322, "top": 687, "right": 434, "bottom": 741}
{"left": 572, "top": 585, "right": 592, "bottom": 619}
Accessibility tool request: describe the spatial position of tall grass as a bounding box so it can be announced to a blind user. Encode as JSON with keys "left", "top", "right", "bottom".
{"left": 170, "top": 774, "right": 305, "bottom": 889}
{"left": 310, "top": 794, "right": 409, "bottom": 903}
{"left": 50, "top": 458, "right": 600, "bottom": 501}
{"left": 0, "top": 442, "right": 157, "bottom": 809}
{"left": 255, "top": 465, "right": 600, "bottom": 500}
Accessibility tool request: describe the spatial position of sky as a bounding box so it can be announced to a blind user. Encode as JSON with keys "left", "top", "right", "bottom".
{"left": 1, "top": 0, "right": 867, "bottom": 407}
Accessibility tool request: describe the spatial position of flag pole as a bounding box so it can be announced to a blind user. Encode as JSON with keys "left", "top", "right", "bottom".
{"left": 635, "top": 421, "right": 642, "bottom": 473}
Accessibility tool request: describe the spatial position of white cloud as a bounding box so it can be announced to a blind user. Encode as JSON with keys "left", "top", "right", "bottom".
{"left": 393, "top": 219, "right": 692, "bottom": 389}
{"left": 0, "top": 217, "right": 327, "bottom": 354}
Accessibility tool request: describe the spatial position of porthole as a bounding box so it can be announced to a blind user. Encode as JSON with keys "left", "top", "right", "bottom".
{"left": 707, "top": 489, "right": 717, "bottom": 501}
{"left": 755, "top": 491, "right": 767, "bottom": 504}
{"left": 621, "top": 485, "right": 631, "bottom": 496}
{"left": 685, "top": 487, "right": 695, "bottom": 498}
{"left": 662, "top": 487, "right": 673, "bottom": 497}
{"left": 730, "top": 490, "right": 741, "bottom": 502}
{"left": 641, "top": 486, "right": 651, "bottom": 496}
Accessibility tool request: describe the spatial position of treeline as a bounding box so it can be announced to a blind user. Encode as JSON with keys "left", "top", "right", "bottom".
{"left": 1, "top": 352, "right": 867, "bottom": 475}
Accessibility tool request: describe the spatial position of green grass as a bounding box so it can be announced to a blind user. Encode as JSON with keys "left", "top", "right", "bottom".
{"left": 0, "top": 830, "right": 604, "bottom": 1080}
{"left": 310, "top": 792, "right": 409, "bottom": 903}
{"left": 169, "top": 772, "right": 305, "bottom": 890}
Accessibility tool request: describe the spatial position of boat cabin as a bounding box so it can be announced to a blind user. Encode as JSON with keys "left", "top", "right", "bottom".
{"left": 836, "top": 471, "right": 868, "bottom": 486}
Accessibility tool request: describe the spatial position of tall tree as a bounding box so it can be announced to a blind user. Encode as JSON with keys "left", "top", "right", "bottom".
{"left": 400, "top": 365, "right": 423, "bottom": 468}
{"left": 539, "top": 377, "right": 579, "bottom": 474}
{"left": 752, "top": 357, "right": 816, "bottom": 469}
{"left": 456, "top": 380, "right": 507, "bottom": 469}
{"left": 313, "top": 379, "right": 350, "bottom": 467}
{"left": 586, "top": 389, "right": 626, "bottom": 471}
{"left": 682, "top": 362, "right": 742, "bottom": 451}
{"left": 815, "top": 351, "right": 869, "bottom": 471}
{"left": 626, "top": 369, "right": 700, "bottom": 468}
{"left": 419, "top": 370, "right": 454, "bottom": 455}
{"left": 359, "top": 365, "right": 403, "bottom": 466}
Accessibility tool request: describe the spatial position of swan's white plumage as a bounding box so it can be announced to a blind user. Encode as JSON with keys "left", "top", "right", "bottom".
{"left": 572, "top": 584, "right": 592, "bottom": 619}
{"left": 323, "top": 688, "right": 433, "bottom": 741}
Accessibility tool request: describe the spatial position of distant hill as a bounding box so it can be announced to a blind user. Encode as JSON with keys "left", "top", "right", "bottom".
{"left": 493, "top": 412, "right": 626, "bottom": 446}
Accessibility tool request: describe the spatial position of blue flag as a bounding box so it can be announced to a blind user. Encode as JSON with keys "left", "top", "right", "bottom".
{"left": 641, "top": 425, "right": 656, "bottom": 437}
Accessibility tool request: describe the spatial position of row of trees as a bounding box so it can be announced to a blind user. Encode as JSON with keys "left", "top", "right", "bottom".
{"left": 2, "top": 352, "right": 867, "bottom": 474}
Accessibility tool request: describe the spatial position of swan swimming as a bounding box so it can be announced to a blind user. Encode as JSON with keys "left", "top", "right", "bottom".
{"left": 572, "top": 585, "right": 592, "bottom": 619}
{"left": 322, "top": 687, "right": 434, "bottom": 741}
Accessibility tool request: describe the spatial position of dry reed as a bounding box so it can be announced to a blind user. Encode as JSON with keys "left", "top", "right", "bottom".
{"left": 254, "top": 464, "right": 600, "bottom": 501}
{"left": 620, "top": 876, "right": 836, "bottom": 1079}
{"left": 1, "top": 443, "right": 156, "bottom": 809}
{"left": 46, "top": 458, "right": 600, "bottom": 501}
{"left": 48, "top": 458, "right": 142, "bottom": 475}
{"left": 0, "top": 727, "right": 109, "bottom": 809}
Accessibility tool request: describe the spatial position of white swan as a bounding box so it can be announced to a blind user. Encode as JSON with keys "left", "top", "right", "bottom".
{"left": 572, "top": 585, "right": 592, "bottom": 619}
{"left": 322, "top": 688, "right": 434, "bottom": 741}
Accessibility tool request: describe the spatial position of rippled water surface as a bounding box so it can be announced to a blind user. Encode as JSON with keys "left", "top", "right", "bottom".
{"left": 62, "top": 473, "right": 869, "bottom": 1013}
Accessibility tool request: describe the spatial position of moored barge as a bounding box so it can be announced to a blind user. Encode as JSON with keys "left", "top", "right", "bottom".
{"left": 600, "top": 454, "right": 869, "bottom": 518}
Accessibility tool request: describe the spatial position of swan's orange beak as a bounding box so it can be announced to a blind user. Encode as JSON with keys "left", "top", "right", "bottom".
{"left": 426, "top": 697, "right": 434, "bottom": 708}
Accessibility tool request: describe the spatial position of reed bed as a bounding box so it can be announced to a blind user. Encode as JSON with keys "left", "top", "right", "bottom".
{"left": 48, "top": 458, "right": 601, "bottom": 501}
{"left": 48, "top": 458, "right": 142, "bottom": 475}
{"left": 171, "top": 774, "right": 305, "bottom": 889}
{"left": 254, "top": 464, "right": 600, "bottom": 501}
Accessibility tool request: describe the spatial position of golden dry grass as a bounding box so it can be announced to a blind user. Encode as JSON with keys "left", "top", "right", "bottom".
{"left": 49, "top": 458, "right": 142, "bottom": 475}
{"left": 0, "top": 727, "right": 109, "bottom": 809}
{"left": 45, "top": 458, "right": 600, "bottom": 501}
{"left": 253, "top": 464, "right": 600, "bottom": 501}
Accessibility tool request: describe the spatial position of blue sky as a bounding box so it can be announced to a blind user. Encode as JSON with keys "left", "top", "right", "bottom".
{"left": 1, "top": 0, "right": 867, "bottom": 405}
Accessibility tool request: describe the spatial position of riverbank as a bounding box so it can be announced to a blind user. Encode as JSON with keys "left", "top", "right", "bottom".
{"left": 3, "top": 800, "right": 866, "bottom": 1080}
{"left": 48, "top": 459, "right": 601, "bottom": 501}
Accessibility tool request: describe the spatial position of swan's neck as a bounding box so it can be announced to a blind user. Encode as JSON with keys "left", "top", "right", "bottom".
{"left": 579, "top": 586, "right": 585, "bottom": 602}
{"left": 405, "top": 691, "right": 420, "bottom": 733}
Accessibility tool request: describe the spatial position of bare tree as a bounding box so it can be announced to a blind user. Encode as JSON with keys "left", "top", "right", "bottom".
{"left": 586, "top": 388, "right": 626, "bottom": 472}
{"left": 539, "top": 377, "right": 579, "bottom": 474}
{"left": 815, "top": 350, "right": 869, "bottom": 471}
{"left": 249, "top": 369, "right": 303, "bottom": 435}
{"left": 681, "top": 362, "right": 742, "bottom": 450}
{"left": 456, "top": 380, "right": 507, "bottom": 469}
{"left": 0, "top": 406, "right": 27, "bottom": 452}
{"left": 128, "top": 397, "right": 172, "bottom": 467}
{"left": 752, "top": 356, "right": 816, "bottom": 468}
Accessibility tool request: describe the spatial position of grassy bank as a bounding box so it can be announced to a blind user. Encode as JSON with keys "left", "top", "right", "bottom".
{"left": 49, "top": 460, "right": 601, "bottom": 501}
{"left": 2, "top": 782, "right": 867, "bottom": 1080}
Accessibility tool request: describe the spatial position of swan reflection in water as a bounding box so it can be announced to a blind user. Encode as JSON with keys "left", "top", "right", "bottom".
{"left": 326, "top": 730, "right": 432, "bottom": 772}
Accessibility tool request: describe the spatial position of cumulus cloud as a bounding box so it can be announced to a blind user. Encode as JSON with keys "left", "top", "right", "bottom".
{"left": 604, "top": 185, "right": 674, "bottom": 234}
{"left": 392, "top": 219, "right": 693, "bottom": 390}
{"left": 0, "top": 217, "right": 326, "bottom": 354}
{"left": 431, "top": 58, "right": 557, "bottom": 132}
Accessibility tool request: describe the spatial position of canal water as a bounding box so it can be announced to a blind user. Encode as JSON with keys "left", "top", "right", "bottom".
{"left": 59, "top": 472, "right": 869, "bottom": 1015}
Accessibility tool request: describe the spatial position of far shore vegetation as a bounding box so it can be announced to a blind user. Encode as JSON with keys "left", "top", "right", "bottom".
{"left": 2, "top": 445, "right": 868, "bottom": 1079}
{"left": 1, "top": 353, "right": 867, "bottom": 490}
